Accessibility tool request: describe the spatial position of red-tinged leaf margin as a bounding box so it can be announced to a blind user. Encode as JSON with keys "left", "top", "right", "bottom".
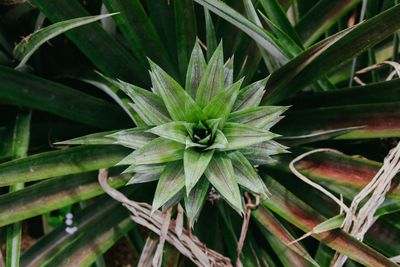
{"left": 258, "top": 175, "right": 399, "bottom": 267}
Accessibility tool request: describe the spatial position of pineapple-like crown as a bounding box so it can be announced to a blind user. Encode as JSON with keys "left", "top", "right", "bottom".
{"left": 64, "top": 40, "right": 288, "bottom": 225}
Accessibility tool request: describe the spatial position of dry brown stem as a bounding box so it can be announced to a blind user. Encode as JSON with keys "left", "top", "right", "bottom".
{"left": 98, "top": 169, "right": 232, "bottom": 267}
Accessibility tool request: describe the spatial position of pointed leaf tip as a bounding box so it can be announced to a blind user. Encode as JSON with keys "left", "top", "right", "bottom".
{"left": 152, "top": 161, "right": 185, "bottom": 212}
{"left": 205, "top": 153, "right": 243, "bottom": 213}
{"left": 150, "top": 61, "right": 206, "bottom": 122}
{"left": 14, "top": 13, "right": 120, "bottom": 68}
{"left": 229, "top": 151, "right": 270, "bottom": 198}
{"left": 185, "top": 177, "right": 210, "bottom": 225}
{"left": 186, "top": 40, "right": 207, "bottom": 98}
{"left": 195, "top": 42, "right": 225, "bottom": 107}
{"left": 203, "top": 79, "right": 242, "bottom": 123}
{"left": 117, "top": 138, "right": 184, "bottom": 165}
{"left": 147, "top": 121, "right": 192, "bottom": 144}
{"left": 184, "top": 148, "right": 214, "bottom": 194}
{"left": 222, "top": 122, "right": 278, "bottom": 151}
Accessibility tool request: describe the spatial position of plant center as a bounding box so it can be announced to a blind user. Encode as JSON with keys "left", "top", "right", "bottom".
{"left": 191, "top": 122, "right": 214, "bottom": 147}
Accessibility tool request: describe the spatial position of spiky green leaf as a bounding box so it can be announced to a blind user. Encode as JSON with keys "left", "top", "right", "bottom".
{"left": 149, "top": 60, "right": 205, "bottom": 122}
{"left": 117, "top": 138, "right": 184, "bottom": 165}
{"left": 205, "top": 153, "right": 243, "bottom": 213}
{"left": 222, "top": 122, "right": 278, "bottom": 151}
{"left": 122, "top": 164, "right": 164, "bottom": 174}
{"left": 233, "top": 78, "right": 267, "bottom": 111}
{"left": 117, "top": 81, "right": 171, "bottom": 125}
{"left": 184, "top": 177, "right": 210, "bottom": 225}
{"left": 127, "top": 173, "right": 160, "bottom": 185}
{"left": 107, "top": 128, "right": 156, "bottom": 149}
{"left": 152, "top": 161, "right": 185, "bottom": 211}
{"left": 228, "top": 151, "right": 270, "bottom": 198}
{"left": 184, "top": 148, "right": 214, "bottom": 194}
{"left": 206, "top": 118, "right": 222, "bottom": 135}
{"left": 185, "top": 40, "right": 207, "bottom": 98}
{"left": 195, "top": 43, "right": 225, "bottom": 107}
{"left": 228, "top": 106, "right": 288, "bottom": 129}
{"left": 203, "top": 79, "right": 242, "bottom": 122}
{"left": 224, "top": 57, "right": 234, "bottom": 86}
{"left": 185, "top": 136, "right": 207, "bottom": 149}
{"left": 241, "top": 140, "right": 289, "bottom": 158}
{"left": 148, "top": 121, "right": 193, "bottom": 144}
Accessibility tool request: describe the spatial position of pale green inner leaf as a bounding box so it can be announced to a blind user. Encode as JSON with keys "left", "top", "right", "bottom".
{"left": 152, "top": 161, "right": 185, "bottom": 211}
{"left": 184, "top": 148, "right": 214, "bottom": 194}
{"left": 117, "top": 138, "right": 184, "bottom": 165}
{"left": 205, "top": 153, "right": 243, "bottom": 213}
{"left": 195, "top": 43, "right": 225, "bottom": 107}
{"left": 222, "top": 122, "right": 278, "bottom": 151}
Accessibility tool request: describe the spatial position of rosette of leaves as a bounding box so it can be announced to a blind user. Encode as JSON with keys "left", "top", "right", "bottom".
{"left": 63, "top": 41, "right": 288, "bottom": 224}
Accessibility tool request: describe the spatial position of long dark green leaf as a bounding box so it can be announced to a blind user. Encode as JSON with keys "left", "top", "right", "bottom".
{"left": 263, "top": 4, "right": 400, "bottom": 104}
{"left": 20, "top": 191, "right": 132, "bottom": 266}
{"left": 174, "top": 0, "right": 197, "bottom": 80}
{"left": 75, "top": 70, "right": 137, "bottom": 123}
{"left": 284, "top": 78, "right": 400, "bottom": 108}
{"left": 275, "top": 102, "right": 400, "bottom": 139}
{"left": 242, "top": 0, "right": 283, "bottom": 72}
{"left": 14, "top": 13, "right": 117, "bottom": 69}
{"left": 194, "top": 0, "right": 287, "bottom": 62}
{"left": 0, "top": 145, "right": 129, "bottom": 186}
{"left": 295, "top": 0, "right": 362, "bottom": 46}
{"left": 152, "top": 161, "right": 185, "bottom": 211}
{"left": 0, "top": 66, "right": 130, "bottom": 129}
{"left": 102, "top": 0, "right": 173, "bottom": 72}
{"left": 145, "top": 0, "right": 177, "bottom": 65}
{"left": 0, "top": 172, "right": 128, "bottom": 227}
{"left": 30, "top": 0, "right": 147, "bottom": 84}
{"left": 265, "top": 154, "right": 400, "bottom": 258}
{"left": 6, "top": 109, "right": 31, "bottom": 267}
{"left": 39, "top": 207, "right": 131, "bottom": 267}
{"left": 204, "top": 8, "right": 218, "bottom": 59}
{"left": 268, "top": 149, "right": 400, "bottom": 199}
{"left": 259, "top": 176, "right": 398, "bottom": 267}
{"left": 253, "top": 207, "right": 318, "bottom": 267}
{"left": 259, "top": 0, "right": 303, "bottom": 47}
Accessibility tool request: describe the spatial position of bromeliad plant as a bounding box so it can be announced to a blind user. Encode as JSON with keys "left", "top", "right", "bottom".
{"left": 2, "top": 0, "right": 400, "bottom": 266}
{"left": 65, "top": 41, "right": 288, "bottom": 222}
